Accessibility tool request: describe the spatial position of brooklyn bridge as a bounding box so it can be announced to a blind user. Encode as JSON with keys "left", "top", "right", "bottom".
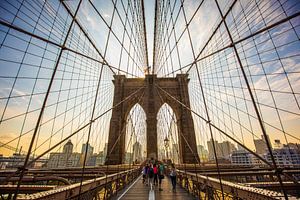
{"left": 0, "top": 0, "right": 300, "bottom": 199}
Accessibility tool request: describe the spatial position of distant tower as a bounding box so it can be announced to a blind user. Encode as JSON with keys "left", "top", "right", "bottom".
{"left": 81, "top": 143, "right": 94, "bottom": 156}
{"left": 106, "top": 74, "right": 199, "bottom": 164}
{"left": 63, "top": 140, "right": 73, "bottom": 154}
{"left": 133, "top": 141, "right": 142, "bottom": 162}
{"left": 254, "top": 135, "right": 271, "bottom": 155}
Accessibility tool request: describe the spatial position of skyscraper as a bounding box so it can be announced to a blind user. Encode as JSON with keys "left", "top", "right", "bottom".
{"left": 254, "top": 135, "right": 271, "bottom": 155}
{"left": 133, "top": 141, "right": 142, "bottom": 162}
{"left": 197, "top": 145, "right": 208, "bottom": 162}
{"left": 81, "top": 143, "right": 94, "bottom": 156}
{"left": 63, "top": 140, "right": 73, "bottom": 154}
{"left": 48, "top": 140, "right": 80, "bottom": 168}
{"left": 207, "top": 139, "right": 236, "bottom": 160}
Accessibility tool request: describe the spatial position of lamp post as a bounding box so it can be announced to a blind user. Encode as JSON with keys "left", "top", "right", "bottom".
{"left": 164, "top": 136, "right": 170, "bottom": 159}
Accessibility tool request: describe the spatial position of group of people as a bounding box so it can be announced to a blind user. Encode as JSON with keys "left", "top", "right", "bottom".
{"left": 142, "top": 162, "right": 177, "bottom": 192}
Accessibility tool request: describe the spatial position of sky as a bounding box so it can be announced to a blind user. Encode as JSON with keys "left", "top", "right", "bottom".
{"left": 0, "top": 0, "right": 299, "bottom": 163}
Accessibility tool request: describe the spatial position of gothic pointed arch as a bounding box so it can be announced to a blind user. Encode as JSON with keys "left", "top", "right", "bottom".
{"left": 157, "top": 103, "right": 180, "bottom": 163}
{"left": 124, "top": 103, "right": 146, "bottom": 164}
{"left": 106, "top": 74, "right": 199, "bottom": 164}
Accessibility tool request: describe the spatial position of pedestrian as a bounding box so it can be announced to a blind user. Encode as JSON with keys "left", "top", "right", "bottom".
{"left": 145, "top": 164, "right": 150, "bottom": 185}
{"left": 169, "top": 163, "right": 176, "bottom": 192}
{"left": 158, "top": 163, "right": 165, "bottom": 191}
{"left": 153, "top": 163, "right": 158, "bottom": 186}
{"left": 142, "top": 164, "right": 148, "bottom": 184}
{"left": 148, "top": 164, "right": 154, "bottom": 188}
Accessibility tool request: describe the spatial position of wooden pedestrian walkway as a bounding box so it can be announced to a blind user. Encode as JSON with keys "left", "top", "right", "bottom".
{"left": 113, "top": 175, "right": 197, "bottom": 200}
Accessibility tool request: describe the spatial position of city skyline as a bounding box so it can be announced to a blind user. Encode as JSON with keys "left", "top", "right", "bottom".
{"left": 0, "top": 0, "right": 299, "bottom": 198}
{"left": 0, "top": 0, "right": 299, "bottom": 168}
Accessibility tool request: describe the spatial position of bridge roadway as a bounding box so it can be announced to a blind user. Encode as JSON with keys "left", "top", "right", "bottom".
{"left": 113, "top": 175, "right": 196, "bottom": 200}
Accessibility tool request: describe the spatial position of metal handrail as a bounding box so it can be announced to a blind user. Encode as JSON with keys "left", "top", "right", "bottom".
{"left": 18, "top": 167, "right": 140, "bottom": 200}
{"left": 176, "top": 170, "right": 298, "bottom": 200}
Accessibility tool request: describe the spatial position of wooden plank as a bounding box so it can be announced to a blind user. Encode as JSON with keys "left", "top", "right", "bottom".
{"left": 117, "top": 176, "right": 149, "bottom": 199}
{"left": 115, "top": 176, "right": 196, "bottom": 200}
{"left": 155, "top": 176, "right": 197, "bottom": 200}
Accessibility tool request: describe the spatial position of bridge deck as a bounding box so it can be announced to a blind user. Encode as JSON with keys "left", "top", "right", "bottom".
{"left": 114, "top": 175, "right": 196, "bottom": 200}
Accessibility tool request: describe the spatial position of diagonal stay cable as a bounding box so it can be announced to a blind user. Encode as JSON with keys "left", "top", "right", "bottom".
{"left": 141, "top": 0, "right": 149, "bottom": 68}
{"left": 122, "top": 99, "right": 146, "bottom": 187}
{"left": 88, "top": 0, "right": 145, "bottom": 74}
{"left": 1, "top": 85, "right": 146, "bottom": 184}
{"left": 155, "top": 82, "right": 213, "bottom": 196}
{"left": 155, "top": 84, "right": 270, "bottom": 167}
{"left": 124, "top": 103, "right": 146, "bottom": 159}
{"left": 102, "top": 85, "right": 146, "bottom": 198}
{"left": 105, "top": 88, "right": 146, "bottom": 162}
{"left": 0, "top": 19, "right": 137, "bottom": 78}
{"left": 155, "top": 83, "right": 300, "bottom": 184}
{"left": 11, "top": 1, "right": 85, "bottom": 197}
{"left": 165, "top": 10, "right": 300, "bottom": 77}
{"left": 155, "top": 85, "right": 201, "bottom": 165}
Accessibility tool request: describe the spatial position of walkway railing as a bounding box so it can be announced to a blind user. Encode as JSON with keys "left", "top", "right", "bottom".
{"left": 17, "top": 167, "right": 140, "bottom": 200}
{"left": 176, "top": 170, "right": 297, "bottom": 200}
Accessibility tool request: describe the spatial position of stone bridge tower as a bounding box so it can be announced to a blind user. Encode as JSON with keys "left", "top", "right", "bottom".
{"left": 105, "top": 74, "right": 199, "bottom": 164}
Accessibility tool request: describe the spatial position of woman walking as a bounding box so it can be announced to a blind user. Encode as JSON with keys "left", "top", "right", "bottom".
{"left": 142, "top": 164, "right": 148, "bottom": 184}
{"left": 148, "top": 164, "right": 154, "bottom": 188}
{"left": 169, "top": 163, "right": 176, "bottom": 192}
{"left": 153, "top": 164, "right": 158, "bottom": 186}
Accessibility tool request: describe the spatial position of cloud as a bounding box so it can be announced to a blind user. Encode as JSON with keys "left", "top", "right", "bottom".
{"left": 103, "top": 13, "right": 110, "bottom": 18}
{"left": 80, "top": 1, "right": 99, "bottom": 32}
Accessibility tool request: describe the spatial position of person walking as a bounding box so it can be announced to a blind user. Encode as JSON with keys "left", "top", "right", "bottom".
{"left": 142, "top": 164, "right": 148, "bottom": 184}
{"left": 145, "top": 164, "right": 150, "bottom": 185}
{"left": 169, "top": 163, "right": 177, "bottom": 192}
{"left": 153, "top": 163, "right": 158, "bottom": 186}
{"left": 158, "top": 163, "right": 165, "bottom": 191}
{"left": 148, "top": 164, "right": 154, "bottom": 188}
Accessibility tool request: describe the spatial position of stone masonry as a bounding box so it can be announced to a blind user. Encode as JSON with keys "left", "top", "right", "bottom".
{"left": 105, "top": 74, "right": 199, "bottom": 164}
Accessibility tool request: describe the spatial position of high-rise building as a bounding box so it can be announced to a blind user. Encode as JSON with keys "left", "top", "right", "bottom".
{"left": 81, "top": 143, "right": 94, "bottom": 156}
{"left": 197, "top": 145, "right": 208, "bottom": 162}
{"left": 96, "top": 151, "right": 105, "bottom": 165}
{"left": 254, "top": 135, "right": 271, "bottom": 155}
{"left": 207, "top": 139, "right": 236, "bottom": 160}
{"left": 207, "top": 139, "right": 220, "bottom": 160}
{"left": 219, "top": 141, "right": 236, "bottom": 159}
{"left": 133, "top": 141, "right": 142, "bottom": 162}
{"left": 47, "top": 140, "right": 80, "bottom": 168}
{"left": 80, "top": 143, "right": 95, "bottom": 166}
{"left": 63, "top": 140, "right": 73, "bottom": 154}
{"left": 86, "top": 153, "right": 97, "bottom": 166}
